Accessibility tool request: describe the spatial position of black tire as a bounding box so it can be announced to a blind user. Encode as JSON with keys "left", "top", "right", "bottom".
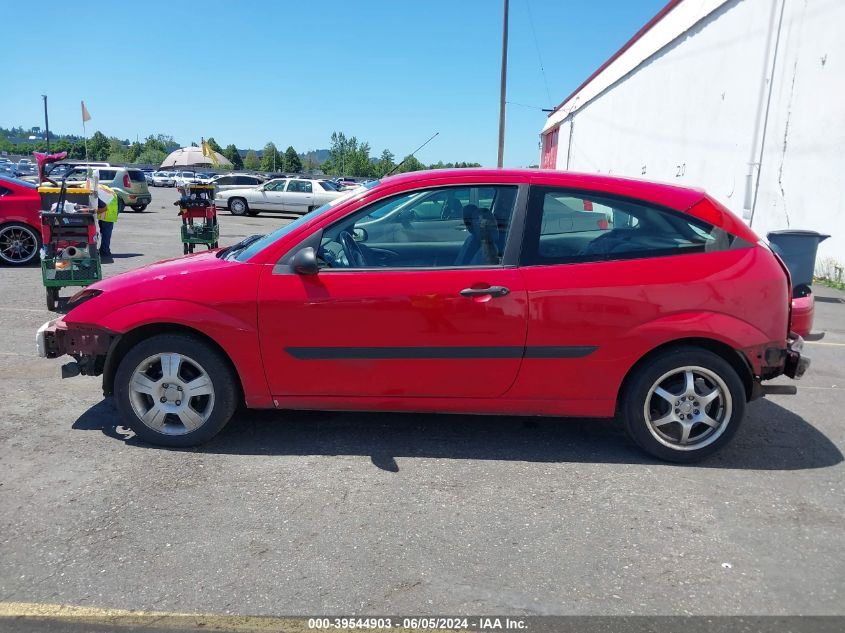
{"left": 131, "top": 204, "right": 147, "bottom": 212}
{"left": 0, "top": 222, "right": 42, "bottom": 266}
{"left": 246, "top": 210, "right": 259, "bottom": 217}
{"left": 229, "top": 198, "right": 248, "bottom": 216}
{"left": 621, "top": 346, "right": 746, "bottom": 463}
{"left": 114, "top": 333, "right": 238, "bottom": 447}
{"left": 46, "top": 287, "right": 58, "bottom": 311}
{"left": 117, "top": 197, "right": 126, "bottom": 214}
{"left": 183, "top": 242, "right": 189, "bottom": 255}
{"left": 188, "top": 243, "right": 195, "bottom": 253}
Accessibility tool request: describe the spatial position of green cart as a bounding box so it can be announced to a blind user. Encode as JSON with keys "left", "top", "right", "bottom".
{"left": 178, "top": 184, "right": 219, "bottom": 254}
{"left": 39, "top": 210, "right": 102, "bottom": 311}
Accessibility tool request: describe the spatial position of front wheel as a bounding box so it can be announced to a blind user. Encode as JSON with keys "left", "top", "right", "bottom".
{"left": 114, "top": 334, "right": 238, "bottom": 447}
{"left": 45, "top": 287, "right": 59, "bottom": 311}
{"left": 621, "top": 346, "right": 745, "bottom": 462}
{"left": 229, "top": 198, "right": 248, "bottom": 216}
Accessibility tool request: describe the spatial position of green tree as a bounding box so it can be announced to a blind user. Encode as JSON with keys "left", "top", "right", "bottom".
{"left": 283, "top": 146, "right": 302, "bottom": 173}
{"left": 243, "top": 149, "right": 260, "bottom": 170}
{"left": 88, "top": 131, "right": 110, "bottom": 161}
{"left": 223, "top": 144, "right": 243, "bottom": 169}
{"left": 126, "top": 141, "right": 143, "bottom": 163}
{"left": 136, "top": 148, "right": 166, "bottom": 166}
{"left": 260, "top": 142, "right": 281, "bottom": 172}
{"left": 323, "top": 132, "right": 373, "bottom": 177}
{"left": 397, "top": 154, "right": 425, "bottom": 174}
{"left": 143, "top": 134, "right": 166, "bottom": 154}
{"left": 206, "top": 137, "right": 223, "bottom": 154}
{"left": 375, "top": 149, "right": 395, "bottom": 177}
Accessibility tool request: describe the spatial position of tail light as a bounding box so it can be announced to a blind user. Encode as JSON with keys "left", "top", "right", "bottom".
{"left": 123, "top": 173, "right": 131, "bottom": 188}
{"left": 597, "top": 218, "right": 609, "bottom": 230}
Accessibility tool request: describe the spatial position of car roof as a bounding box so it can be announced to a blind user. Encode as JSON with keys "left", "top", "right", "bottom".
{"left": 378, "top": 168, "right": 707, "bottom": 211}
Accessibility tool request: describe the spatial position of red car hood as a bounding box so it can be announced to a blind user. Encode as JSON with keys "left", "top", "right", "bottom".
{"left": 91, "top": 250, "right": 225, "bottom": 292}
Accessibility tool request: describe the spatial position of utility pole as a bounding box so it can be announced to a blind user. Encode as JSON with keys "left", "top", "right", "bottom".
{"left": 497, "top": 0, "right": 509, "bottom": 168}
{"left": 42, "top": 95, "right": 50, "bottom": 152}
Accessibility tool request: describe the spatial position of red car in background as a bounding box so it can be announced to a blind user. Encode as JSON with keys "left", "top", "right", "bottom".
{"left": 0, "top": 175, "right": 42, "bottom": 265}
{"left": 37, "top": 169, "right": 808, "bottom": 462}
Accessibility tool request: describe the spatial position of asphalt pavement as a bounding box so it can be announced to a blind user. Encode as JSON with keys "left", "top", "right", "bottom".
{"left": 0, "top": 186, "right": 843, "bottom": 617}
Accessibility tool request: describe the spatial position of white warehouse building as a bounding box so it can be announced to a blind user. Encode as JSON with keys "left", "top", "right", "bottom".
{"left": 540, "top": 0, "right": 844, "bottom": 273}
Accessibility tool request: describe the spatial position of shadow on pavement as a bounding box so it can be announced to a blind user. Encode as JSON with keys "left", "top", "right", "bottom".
{"left": 71, "top": 397, "right": 842, "bottom": 471}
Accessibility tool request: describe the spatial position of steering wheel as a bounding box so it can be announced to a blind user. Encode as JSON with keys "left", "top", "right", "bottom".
{"left": 338, "top": 230, "right": 367, "bottom": 268}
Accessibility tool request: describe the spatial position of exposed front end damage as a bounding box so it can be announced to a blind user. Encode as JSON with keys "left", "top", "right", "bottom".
{"left": 36, "top": 319, "right": 117, "bottom": 378}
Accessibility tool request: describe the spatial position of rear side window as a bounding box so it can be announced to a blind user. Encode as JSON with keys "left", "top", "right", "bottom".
{"left": 99, "top": 169, "right": 117, "bottom": 181}
{"left": 521, "top": 187, "right": 734, "bottom": 266}
{"left": 288, "top": 180, "right": 312, "bottom": 193}
{"left": 128, "top": 170, "right": 146, "bottom": 182}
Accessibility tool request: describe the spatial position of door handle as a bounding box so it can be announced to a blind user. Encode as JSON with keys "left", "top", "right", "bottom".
{"left": 460, "top": 286, "right": 510, "bottom": 298}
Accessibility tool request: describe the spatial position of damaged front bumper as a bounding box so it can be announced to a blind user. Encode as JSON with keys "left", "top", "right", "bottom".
{"left": 36, "top": 318, "right": 117, "bottom": 378}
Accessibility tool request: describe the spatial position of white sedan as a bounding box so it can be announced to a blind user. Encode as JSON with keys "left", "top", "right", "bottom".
{"left": 216, "top": 178, "right": 347, "bottom": 216}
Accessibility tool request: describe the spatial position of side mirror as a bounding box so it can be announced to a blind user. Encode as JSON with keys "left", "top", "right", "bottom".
{"left": 352, "top": 227, "right": 368, "bottom": 242}
{"left": 292, "top": 247, "right": 319, "bottom": 275}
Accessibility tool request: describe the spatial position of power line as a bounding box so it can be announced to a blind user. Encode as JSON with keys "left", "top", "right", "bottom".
{"left": 524, "top": 0, "right": 554, "bottom": 108}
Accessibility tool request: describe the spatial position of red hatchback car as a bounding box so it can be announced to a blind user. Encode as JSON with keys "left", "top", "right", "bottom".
{"left": 0, "top": 175, "right": 42, "bottom": 266}
{"left": 37, "top": 169, "right": 808, "bottom": 461}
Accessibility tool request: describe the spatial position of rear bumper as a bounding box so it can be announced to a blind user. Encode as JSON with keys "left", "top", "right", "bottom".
{"left": 784, "top": 333, "right": 810, "bottom": 379}
{"left": 126, "top": 194, "right": 152, "bottom": 205}
{"left": 791, "top": 292, "right": 815, "bottom": 339}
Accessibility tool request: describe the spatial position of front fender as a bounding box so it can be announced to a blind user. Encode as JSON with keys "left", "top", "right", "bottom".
{"left": 97, "top": 299, "right": 272, "bottom": 408}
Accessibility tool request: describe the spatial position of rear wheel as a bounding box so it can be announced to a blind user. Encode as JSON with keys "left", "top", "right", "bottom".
{"left": 131, "top": 204, "right": 147, "bottom": 212}
{"left": 621, "top": 346, "right": 745, "bottom": 462}
{"left": 229, "top": 198, "right": 248, "bottom": 216}
{"left": 117, "top": 198, "right": 126, "bottom": 214}
{"left": 115, "top": 334, "right": 238, "bottom": 447}
{"left": 0, "top": 222, "right": 41, "bottom": 266}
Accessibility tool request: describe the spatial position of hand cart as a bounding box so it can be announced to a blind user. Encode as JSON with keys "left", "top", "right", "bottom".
{"left": 38, "top": 163, "right": 102, "bottom": 311}
{"left": 177, "top": 184, "right": 219, "bottom": 254}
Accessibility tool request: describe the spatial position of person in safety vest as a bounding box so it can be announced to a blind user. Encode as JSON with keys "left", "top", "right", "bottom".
{"left": 96, "top": 184, "right": 119, "bottom": 261}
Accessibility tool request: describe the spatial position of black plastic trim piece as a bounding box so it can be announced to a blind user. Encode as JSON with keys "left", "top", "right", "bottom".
{"left": 284, "top": 345, "right": 598, "bottom": 360}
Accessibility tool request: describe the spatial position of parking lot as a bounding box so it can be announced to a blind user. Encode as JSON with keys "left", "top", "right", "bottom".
{"left": 0, "top": 185, "right": 843, "bottom": 616}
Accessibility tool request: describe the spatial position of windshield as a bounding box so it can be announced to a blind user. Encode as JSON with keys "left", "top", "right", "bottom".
{"left": 232, "top": 180, "right": 380, "bottom": 262}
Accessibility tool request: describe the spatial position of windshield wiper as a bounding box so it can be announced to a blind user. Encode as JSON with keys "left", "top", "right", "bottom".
{"left": 217, "top": 234, "right": 265, "bottom": 259}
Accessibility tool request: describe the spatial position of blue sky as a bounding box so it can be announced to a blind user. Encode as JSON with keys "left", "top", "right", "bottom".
{"left": 2, "top": 0, "right": 666, "bottom": 167}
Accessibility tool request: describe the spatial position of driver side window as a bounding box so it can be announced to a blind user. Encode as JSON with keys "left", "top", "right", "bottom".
{"left": 317, "top": 185, "right": 518, "bottom": 270}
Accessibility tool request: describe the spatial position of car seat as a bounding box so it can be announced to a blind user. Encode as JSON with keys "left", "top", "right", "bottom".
{"left": 455, "top": 205, "right": 500, "bottom": 265}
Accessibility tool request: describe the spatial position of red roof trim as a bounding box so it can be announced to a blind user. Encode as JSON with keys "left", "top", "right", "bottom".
{"left": 546, "top": 0, "right": 684, "bottom": 119}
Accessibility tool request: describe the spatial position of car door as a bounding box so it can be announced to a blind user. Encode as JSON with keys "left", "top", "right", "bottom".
{"left": 257, "top": 183, "right": 528, "bottom": 399}
{"left": 512, "top": 184, "right": 742, "bottom": 406}
{"left": 257, "top": 180, "right": 287, "bottom": 211}
{"left": 281, "top": 179, "right": 314, "bottom": 214}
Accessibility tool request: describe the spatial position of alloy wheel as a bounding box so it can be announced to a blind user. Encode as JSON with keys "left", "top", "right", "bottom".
{"left": 0, "top": 225, "right": 38, "bottom": 264}
{"left": 128, "top": 352, "right": 216, "bottom": 435}
{"left": 643, "top": 365, "right": 732, "bottom": 451}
